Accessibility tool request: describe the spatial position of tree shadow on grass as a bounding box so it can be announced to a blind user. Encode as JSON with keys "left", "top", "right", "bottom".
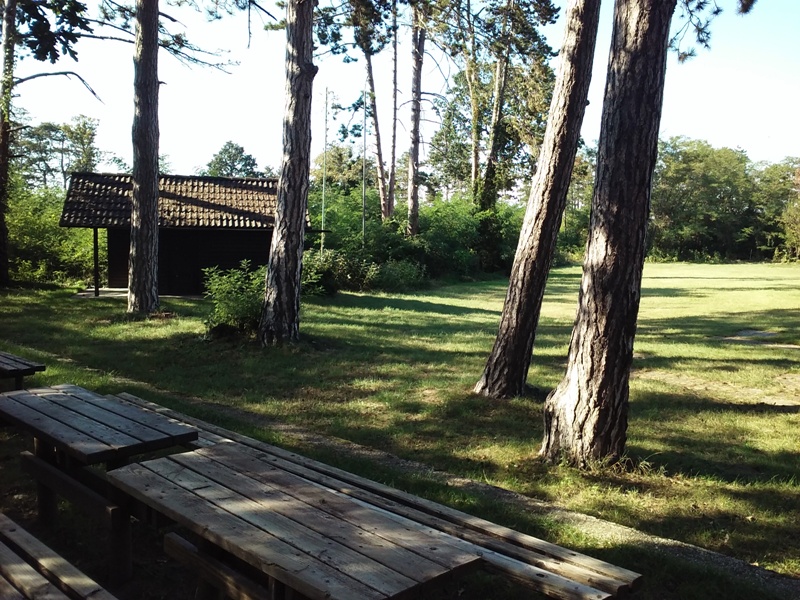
{"left": 627, "top": 390, "right": 800, "bottom": 483}
{"left": 637, "top": 309, "right": 800, "bottom": 343}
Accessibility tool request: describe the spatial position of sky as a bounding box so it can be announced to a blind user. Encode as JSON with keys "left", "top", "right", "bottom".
{"left": 13, "top": 0, "right": 800, "bottom": 177}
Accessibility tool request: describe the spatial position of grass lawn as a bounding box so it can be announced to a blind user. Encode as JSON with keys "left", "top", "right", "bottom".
{"left": 1, "top": 262, "right": 798, "bottom": 599}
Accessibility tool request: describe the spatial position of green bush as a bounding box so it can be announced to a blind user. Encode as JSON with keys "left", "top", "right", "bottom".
{"left": 374, "top": 259, "right": 428, "bottom": 292}
{"left": 301, "top": 249, "right": 341, "bottom": 296}
{"left": 418, "top": 196, "right": 480, "bottom": 277}
{"left": 203, "top": 260, "right": 265, "bottom": 334}
{"left": 8, "top": 180, "right": 102, "bottom": 284}
{"left": 203, "top": 253, "right": 356, "bottom": 335}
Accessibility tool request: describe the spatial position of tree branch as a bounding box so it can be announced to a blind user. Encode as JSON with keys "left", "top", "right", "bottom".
{"left": 79, "top": 33, "right": 135, "bottom": 45}
{"left": 14, "top": 71, "right": 103, "bottom": 103}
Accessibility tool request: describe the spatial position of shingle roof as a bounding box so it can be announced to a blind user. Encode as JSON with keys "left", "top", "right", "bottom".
{"left": 60, "top": 172, "right": 278, "bottom": 229}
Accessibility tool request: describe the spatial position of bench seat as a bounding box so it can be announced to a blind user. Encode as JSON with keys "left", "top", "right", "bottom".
{"left": 0, "top": 512, "right": 117, "bottom": 600}
{"left": 0, "top": 351, "right": 46, "bottom": 390}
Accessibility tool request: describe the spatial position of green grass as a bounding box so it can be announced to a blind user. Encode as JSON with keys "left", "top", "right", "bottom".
{"left": 1, "top": 262, "right": 799, "bottom": 599}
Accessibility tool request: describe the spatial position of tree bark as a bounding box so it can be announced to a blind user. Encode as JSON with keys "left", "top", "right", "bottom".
{"left": 387, "top": 0, "right": 398, "bottom": 218}
{"left": 476, "top": 51, "right": 508, "bottom": 212}
{"left": 259, "top": 0, "right": 317, "bottom": 345}
{"left": 406, "top": 2, "right": 426, "bottom": 236}
{"left": 364, "top": 53, "right": 390, "bottom": 220}
{"left": 475, "top": 0, "right": 601, "bottom": 399}
{"left": 461, "top": 1, "right": 481, "bottom": 200}
{"left": 540, "top": 0, "right": 677, "bottom": 466}
{"left": 0, "top": 0, "right": 16, "bottom": 287}
{"left": 128, "top": 0, "right": 160, "bottom": 314}
{"left": 477, "top": 0, "right": 514, "bottom": 212}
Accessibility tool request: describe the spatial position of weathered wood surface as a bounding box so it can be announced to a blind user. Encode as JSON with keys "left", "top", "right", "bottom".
{"left": 0, "top": 351, "right": 45, "bottom": 389}
{"left": 108, "top": 444, "right": 483, "bottom": 600}
{"left": 0, "top": 512, "right": 117, "bottom": 600}
{"left": 115, "top": 392, "right": 641, "bottom": 600}
{"left": 0, "top": 351, "right": 45, "bottom": 377}
{"left": 0, "top": 385, "right": 197, "bottom": 465}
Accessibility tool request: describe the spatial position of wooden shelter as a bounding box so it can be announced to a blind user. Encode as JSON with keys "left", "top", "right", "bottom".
{"left": 60, "top": 172, "right": 278, "bottom": 295}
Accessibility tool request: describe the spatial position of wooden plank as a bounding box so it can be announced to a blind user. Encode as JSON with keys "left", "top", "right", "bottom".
{"left": 166, "top": 448, "right": 477, "bottom": 584}
{"left": 19, "top": 452, "right": 119, "bottom": 524}
{"left": 0, "top": 351, "right": 45, "bottom": 377}
{"left": 213, "top": 445, "right": 616, "bottom": 599}
{"left": 11, "top": 390, "right": 144, "bottom": 448}
{"left": 107, "top": 462, "right": 388, "bottom": 600}
{"left": 164, "top": 532, "right": 272, "bottom": 600}
{"left": 0, "top": 540, "right": 70, "bottom": 599}
{"left": 114, "top": 394, "right": 638, "bottom": 598}
{"left": 182, "top": 443, "right": 480, "bottom": 573}
{"left": 0, "top": 395, "right": 117, "bottom": 463}
{"left": 143, "top": 456, "right": 421, "bottom": 598}
{"left": 483, "top": 552, "right": 612, "bottom": 600}
{"left": 203, "top": 441, "right": 627, "bottom": 595}
{"left": 0, "top": 513, "right": 118, "bottom": 600}
{"left": 247, "top": 444, "right": 641, "bottom": 587}
{"left": 0, "top": 572, "right": 25, "bottom": 600}
{"left": 48, "top": 394, "right": 174, "bottom": 445}
{"left": 57, "top": 385, "right": 198, "bottom": 444}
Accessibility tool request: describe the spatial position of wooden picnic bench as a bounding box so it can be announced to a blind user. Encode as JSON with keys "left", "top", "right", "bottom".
{"left": 0, "top": 512, "right": 118, "bottom": 600}
{"left": 0, "top": 351, "right": 45, "bottom": 390}
{"left": 0, "top": 384, "right": 199, "bottom": 583}
{"left": 110, "top": 391, "right": 643, "bottom": 600}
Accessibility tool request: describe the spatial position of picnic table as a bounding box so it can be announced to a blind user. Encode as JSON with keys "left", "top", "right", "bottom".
{"left": 111, "top": 391, "right": 641, "bottom": 600}
{"left": 0, "top": 351, "right": 45, "bottom": 390}
{"left": 0, "top": 384, "right": 199, "bottom": 582}
{"left": 108, "top": 441, "right": 485, "bottom": 600}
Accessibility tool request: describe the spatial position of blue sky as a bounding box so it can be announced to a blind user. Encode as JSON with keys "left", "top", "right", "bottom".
{"left": 14, "top": 0, "right": 799, "bottom": 176}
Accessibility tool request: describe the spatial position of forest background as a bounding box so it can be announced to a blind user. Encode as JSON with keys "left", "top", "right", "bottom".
{"left": 6, "top": 0, "right": 800, "bottom": 286}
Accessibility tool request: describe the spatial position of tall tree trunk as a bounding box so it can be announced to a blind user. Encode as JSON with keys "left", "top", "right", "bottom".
{"left": 259, "top": 0, "right": 317, "bottom": 345}
{"left": 128, "top": 0, "right": 160, "bottom": 314}
{"left": 540, "top": 0, "right": 677, "bottom": 466}
{"left": 406, "top": 2, "right": 426, "bottom": 236}
{"left": 461, "top": 1, "right": 481, "bottom": 200}
{"left": 477, "top": 48, "right": 509, "bottom": 211}
{"left": 387, "top": 0, "right": 397, "bottom": 218}
{"left": 364, "top": 53, "right": 390, "bottom": 220}
{"left": 475, "top": 0, "right": 601, "bottom": 399}
{"left": 0, "top": 0, "right": 15, "bottom": 287}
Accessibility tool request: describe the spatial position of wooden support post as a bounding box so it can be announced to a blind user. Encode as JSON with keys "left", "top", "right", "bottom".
{"left": 107, "top": 484, "right": 132, "bottom": 585}
{"left": 268, "top": 578, "right": 286, "bottom": 600}
{"left": 32, "top": 439, "right": 57, "bottom": 528}
{"left": 21, "top": 450, "right": 133, "bottom": 585}
{"left": 93, "top": 227, "right": 100, "bottom": 297}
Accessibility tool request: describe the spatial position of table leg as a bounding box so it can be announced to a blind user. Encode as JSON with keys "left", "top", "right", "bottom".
{"left": 33, "top": 438, "right": 57, "bottom": 528}
{"left": 194, "top": 539, "right": 224, "bottom": 600}
{"left": 269, "top": 578, "right": 286, "bottom": 600}
{"left": 14, "top": 375, "right": 24, "bottom": 390}
{"left": 108, "top": 486, "right": 132, "bottom": 584}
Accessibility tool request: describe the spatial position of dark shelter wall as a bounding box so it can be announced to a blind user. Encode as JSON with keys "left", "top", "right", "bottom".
{"left": 107, "top": 228, "right": 272, "bottom": 294}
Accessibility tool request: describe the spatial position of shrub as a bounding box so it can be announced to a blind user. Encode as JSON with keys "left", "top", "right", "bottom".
{"left": 203, "top": 253, "right": 357, "bottom": 336}
{"left": 373, "top": 259, "right": 428, "bottom": 292}
{"left": 301, "top": 249, "right": 341, "bottom": 296}
{"left": 203, "top": 260, "right": 265, "bottom": 334}
{"left": 418, "top": 196, "right": 480, "bottom": 277}
{"left": 8, "top": 180, "right": 102, "bottom": 284}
